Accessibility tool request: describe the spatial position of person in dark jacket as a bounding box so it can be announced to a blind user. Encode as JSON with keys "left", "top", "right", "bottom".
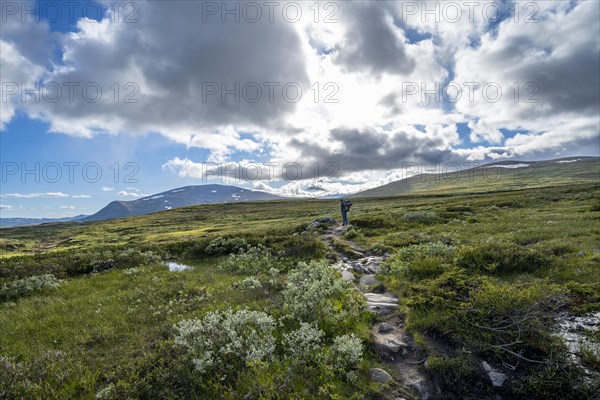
{"left": 340, "top": 199, "right": 352, "bottom": 226}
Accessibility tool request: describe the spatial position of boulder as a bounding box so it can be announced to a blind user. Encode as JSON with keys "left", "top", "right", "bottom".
{"left": 369, "top": 368, "right": 393, "bottom": 382}
{"left": 378, "top": 322, "right": 393, "bottom": 333}
{"left": 482, "top": 361, "right": 507, "bottom": 387}
{"left": 360, "top": 275, "right": 379, "bottom": 286}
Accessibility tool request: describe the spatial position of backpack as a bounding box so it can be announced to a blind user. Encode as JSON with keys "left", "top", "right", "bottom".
{"left": 344, "top": 201, "right": 352, "bottom": 212}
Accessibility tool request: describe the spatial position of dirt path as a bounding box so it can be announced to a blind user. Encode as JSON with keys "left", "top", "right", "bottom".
{"left": 321, "top": 224, "right": 437, "bottom": 400}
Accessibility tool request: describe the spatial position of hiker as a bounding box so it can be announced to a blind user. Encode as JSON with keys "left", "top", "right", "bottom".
{"left": 340, "top": 198, "right": 352, "bottom": 226}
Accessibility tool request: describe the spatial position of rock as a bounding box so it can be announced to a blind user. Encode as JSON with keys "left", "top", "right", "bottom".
{"left": 360, "top": 275, "right": 379, "bottom": 286}
{"left": 341, "top": 270, "right": 354, "bottom": 281}
{"left": 482, "top": 361, "right": 507, "bottom": 387}
{"left": 353, "top": 264, "right": 364, "bottom": 273}
{"left": 375, "top": 337, "right": 408, "bottom": 353}
{"left": 378, "top": 322, "right": 393, "bottom": 333}
{"left": 576, "top": 252, "right": 586, "bottom": 257}
{"left": 308, "top": 217, "right": 336, "bottom": 228}
{"left": 365, "top": 293, "right": 399, "bottom": 315}
{"left": 369, "top": 368, "right": 393, "bottom": 382}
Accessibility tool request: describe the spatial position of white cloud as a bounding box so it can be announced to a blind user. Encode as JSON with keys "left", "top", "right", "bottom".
{"left": 0, "top": 0, "right": 597, "bottom": 194}
{"left": 72, "top": 194, "right": 92, "bottom": 198}
{"left": 118, "top": 191, "right": 144, "bottom": 197}
{"left": 1, "top": 192, "right": 69, "bottom": 198}
{"left": 60, "top": 205, "right": 76, "bottom": 210}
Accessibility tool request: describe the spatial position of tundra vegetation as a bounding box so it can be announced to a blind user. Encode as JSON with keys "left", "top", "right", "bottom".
{"left": 0, "top": 182, "right": 599, "bottom": 399}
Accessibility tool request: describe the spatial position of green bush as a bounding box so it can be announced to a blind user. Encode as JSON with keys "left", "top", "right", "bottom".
{"left": 385, "top": 241, "right": 457, "bottom": 280}
{"left": 402, "top": 211, "right": 440, "bottom": 224}
{"left": 456, "top": 242, "right": 551, "bottom": 274}
{"left": 343, "top": 228, "right": 363, "bottom": 240}
{"left": 280, "top": 231, "right": 327, "bottom": 259}
{"left": 446, "top": 205, "right": 474, "bottom": 212}
{"left": 174, "top": 309, "right": 276, "bottom": 380}
{"left": 0, "top": 274, "right": 63, "bottom": 302}
{"left": 350, "top": 216, "right": 390, "bottom": 228}
{"left": 219, "top": 245, "right": 276, "bottom": 274}
{"left": 204, "top": 236, "right": 249, "bottom": 255}
{"left": 282, "top": 260, "right": 365, "bottom": 335}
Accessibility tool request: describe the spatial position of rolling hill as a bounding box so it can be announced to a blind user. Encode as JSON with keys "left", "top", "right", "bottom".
{"left": 352, "top": 157, "right": 600, "bottom": 198}
{"left": 0, "top": 215, "right": 88, "bottom": 228}
{"left": 84, "top": 184, "right": 283, "bottom": 222}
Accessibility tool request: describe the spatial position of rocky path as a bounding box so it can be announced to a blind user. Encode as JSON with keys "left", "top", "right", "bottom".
{"left": 321, "top": 224, "right": 436, "bottom": 400}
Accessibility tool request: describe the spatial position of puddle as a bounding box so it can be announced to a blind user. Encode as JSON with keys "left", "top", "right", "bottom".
{"left": 165, "top": 261, "right": 193, "bottom": 272}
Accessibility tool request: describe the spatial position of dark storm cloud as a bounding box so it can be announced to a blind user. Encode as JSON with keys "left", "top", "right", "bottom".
{"left": 11, "top": 0, "right": 309, "bottom": 134}
{"left": 333, "top": 2, "right": 415, "bottom": 77}
{"left": 290, "top": 127, "right": 454, "bottom": 174}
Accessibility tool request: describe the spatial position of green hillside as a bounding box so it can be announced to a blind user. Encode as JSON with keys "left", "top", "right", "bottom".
{"left": 1, "top": 183, "right": 599, "bottom": 399}
{"left": 352, "top": 157, "right": 600, "bottom": 198}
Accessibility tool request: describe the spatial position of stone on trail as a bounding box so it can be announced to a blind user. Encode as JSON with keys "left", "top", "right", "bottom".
{"left": 365, "top": 293, "right": 399, "bottom": 314}
{"left": 378, "top": 322, "right": 393, "bottom": 333}
{"left": 341, "top": 270, "right": 354, "bottom": 281}
{"left": 359, "top": 274, "right": 379, "bottom": 286}
{"left": 369, "top": 368, "right": 393, "bottom": 382}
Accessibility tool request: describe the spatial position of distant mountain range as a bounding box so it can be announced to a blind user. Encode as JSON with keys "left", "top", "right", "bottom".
{"left": 2, "top": 157, "right": 598, "bottom": 227}
{"left": 351, "top": 157, "right": 600, "bottom": 198}
{"left": 0, "top": 214, "right": 88, "bottom": 228}
{"left": 83, "top": 184, "right": 283, "bottom": 222}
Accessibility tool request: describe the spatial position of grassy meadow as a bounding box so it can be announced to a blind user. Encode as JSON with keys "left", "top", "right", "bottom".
{"left": 1, "top": 181, "right": 599, "bottom": 399}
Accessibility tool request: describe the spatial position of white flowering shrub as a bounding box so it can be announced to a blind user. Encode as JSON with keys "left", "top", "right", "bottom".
{"left": 0, "top": 274, "right": 63, "bottom": 302}
{"left": 219, "top": 245, "right": 276, "bottom": 274}
{"left": 238, "top": 276, "right": 263, "bottom": 291}
{"left": 174, "top": 309, "right": 276, "bottom": 379}
{"left": 282, "top": 260, "right": 364, "bottom": 333}
{"left": 283, "top": 322, "right": 325, "bottom": 363}
{"left": 329, "top": 334, "right": 363, "bottom": 371}
{"left": 122, "top": 267, "right": 139, "bottom": 276}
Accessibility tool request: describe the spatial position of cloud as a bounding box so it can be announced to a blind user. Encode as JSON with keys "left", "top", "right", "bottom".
{"left": 332, "top": 2, "right": 415, "bottom": 77}
{"left": 118, "top": 191, "right": 145, "bottom": 197}
{"left": 101, "top": 186, "right": 115, "bottom": 192}
{"left": 4, "top": 0, "right": 308, "bottom": 146}
{"left": 72, "top": 194, "right": 92, "bottom": 198}
{"left": 1, "top": 192, "right": 69, "bottom": 198}
{"left": 60, "top": 205, "right": 76, "bottom": 210}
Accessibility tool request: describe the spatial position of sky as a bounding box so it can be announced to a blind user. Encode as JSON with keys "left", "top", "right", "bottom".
{"left": 1, "top": 0, "right": 599, "bottom": 217}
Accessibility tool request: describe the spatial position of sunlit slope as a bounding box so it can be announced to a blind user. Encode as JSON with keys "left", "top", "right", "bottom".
{"left": 351, "top": 157, "right": 600, "bottom": 198}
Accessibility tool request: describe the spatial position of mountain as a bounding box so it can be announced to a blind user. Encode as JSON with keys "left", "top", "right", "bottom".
{"left": 351, "top": 157, "right": 600, "bottom": 198}
{"left": 84, "top": 184, "right": 283, "bottom": 222}
{"left": 0, "top": 214, "right": 88, "bottom": 228}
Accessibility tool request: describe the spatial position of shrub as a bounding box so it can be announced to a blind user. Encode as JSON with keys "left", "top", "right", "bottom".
{"left": 281, "top": 231, "right": 327, "bottom": 259}
{"left": 342, "top": 228, "right": 363, "bottom": 240}
{"left": 385, "top": 241, "right": 457, "bottom": 280}
{"left": 329, "top": 334, "right": 363, "bottom": 372}
{"left": 425, "top": 354, "right": 479, "bottom": 392}
{"left": 446, "top": 205, "right": 474, "bottom": 212}
{"left": 282, "top": 260, "right": 364, "bottom": 334}
{"left": 350, "top": 216, "right": 390, "bottom": 228}
{"left": 219, "top": 245, "right": 276, "bottom": 274}
{"left": 283, "top": 322, "right": 325, "bottom": 364}
{"left": 369, "top": 241, "right": 389, "bottom": 255}
{"left": 402, "top": 211, "right": 440, "bottom": 224}
{"left": 0, "top": 274, "right": 63, "bottom": 302}
{"left": 174, "top": 309, "right": 276, "bottom": 380}
{"left": 237, "top": 276, "right": 263, "bottom": 291}
{"left": 204, "top": 236, "right": 249, "bottom": 256}
{"left": 456, "top": 242, "right": 551, "bottom": 274}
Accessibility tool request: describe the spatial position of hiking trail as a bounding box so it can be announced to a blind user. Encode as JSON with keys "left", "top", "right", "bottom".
{"left": 320, "top": 223, "right": 438, "bottom": 400}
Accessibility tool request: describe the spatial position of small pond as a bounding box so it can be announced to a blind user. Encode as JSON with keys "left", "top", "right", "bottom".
{"left": 164, "top": 261, "right": 193, "bottom": 272}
